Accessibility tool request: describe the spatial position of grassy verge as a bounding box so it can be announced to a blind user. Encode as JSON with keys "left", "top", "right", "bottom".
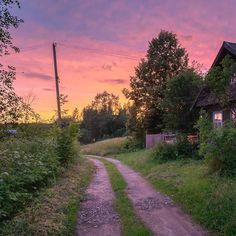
{"left": 0, "top": 157, "right": 94, "bottom": 236}
{"left": 82, "top": 137, "right": 127, "bottom": 156}
{"left": 101, "top": 159, "right": 152, "bottom": 236}
{"left": 115, "top": 150, "right": 236, "bottom": 236}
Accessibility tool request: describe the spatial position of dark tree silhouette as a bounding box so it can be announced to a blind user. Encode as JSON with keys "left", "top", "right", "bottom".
{"left": 0, "top": 0, "right": 24, "bottom": 123}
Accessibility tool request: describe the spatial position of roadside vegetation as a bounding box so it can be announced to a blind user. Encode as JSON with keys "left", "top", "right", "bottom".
{"left": 0, "top": 157, "right": 94, "bottom": 236}
{"left": 85, "top": 138, "right": 236, "bottom": 235}
{"left": 101, "top": 159, "right": 152, "bottom": 236}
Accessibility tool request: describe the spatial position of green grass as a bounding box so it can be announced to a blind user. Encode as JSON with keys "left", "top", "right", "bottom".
{"left": 115, "top": 150, "right": 236, "bottom": 236}
{"left": 101, "top": 159, "right": 152, "bottom": 236}
{"left": 82, "top": 137, "right": 128, "bottom": 156}
{"left": 0, "top": 157, "right": 94, "bottom": 236}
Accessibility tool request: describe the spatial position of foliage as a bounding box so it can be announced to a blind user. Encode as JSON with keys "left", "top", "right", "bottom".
{"left": 80, "top": 91, "right": 127, "bottom": 143}
{"left": 102, "top": 159, "right": 152, "bottom": 236}
{"left": 151, "top": 142, "right": 178, "bottom": 162}
{"left": 55, "top": 122, "right": 79, "bottom": 164}
{"left": 125, "top": 102, "right": 145, "bottom": 145}
{"left": 197, "top": 111, "right": 236, "bottom": 175}
{"left": 0, "top": 158, "right": 94, "bottom": 236}
{"left": 122, "top": 137, "right": 144, "bottom": 152}
{"left": 163, "top": 70, "right": 203, "bottom": 133}
{"left": 151, "top": 136, "right": 199, "bottom": 163}
{"left": 0, "top": 137, "right": 59, "bottom": 221}
{"left": 0, "top": 0, "right": 23, "bottom": 56}
{"left": 124, "top": 30, "right": 189, "bottom": 133}
{"left": 206, "top": 55, "right": 236, "bottom": 117}
{"left": 0, "top": 121, "right": 81, "bottom": 223}
{"left": 0, "top": 0, "right": 24, "bottom": 123}
{"left": 116, "top": 150, "right": 236, "bottom": 236}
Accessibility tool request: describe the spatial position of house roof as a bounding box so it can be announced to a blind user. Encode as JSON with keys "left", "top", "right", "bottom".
{"left": 191, "top": 41, "right": 236, "bottom": 110}
{"left": 194, "top": 83, "right": 236, "bottom": 108}
{"left": 211, "top": 41, "right": 236, "bottom": 67}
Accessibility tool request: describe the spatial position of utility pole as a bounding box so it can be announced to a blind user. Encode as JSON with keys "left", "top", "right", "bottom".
{"left": 52, "top": 42, "right": 62, "bottom": 122}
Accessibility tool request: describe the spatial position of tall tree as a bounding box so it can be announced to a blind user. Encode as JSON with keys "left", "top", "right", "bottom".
{"left": 124, "top": 30, "right": 189, "bottom": 133}
{"left": 162, "top": 70, "right": 203, "bottom": 133}
{"left": 0, "top": 0, "right": 23, "bottom": 123}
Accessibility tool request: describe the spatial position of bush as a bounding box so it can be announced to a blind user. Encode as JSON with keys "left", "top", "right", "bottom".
{"left": 197, "top": 111, "right": 236, "bottom": 175}
{"left": 176, "top": 135, "right": 201, "bottom": 159}
{"left": 151, "top": 142, "right": 178, "bottom": 162}
{"left": 151, "top": 136, "right": 199, "bottom": 163}
{"left": 0, "top": 122, "right": 81, "bottom": 222}
{"left": 122, "top": 137, "right": 144, "bottom": 152}
{"left": 55, "top": 123, "right": 79, "bottom": 164}
{"left": 0, "top": 138, "right": 58, "bottom": 221}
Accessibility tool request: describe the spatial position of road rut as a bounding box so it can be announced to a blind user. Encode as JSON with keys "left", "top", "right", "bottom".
{"left": 76, "top": 158, "right": 120, "bottom": 236}
{"left": 89, "top": 155, "right": 208, "bottom": 236}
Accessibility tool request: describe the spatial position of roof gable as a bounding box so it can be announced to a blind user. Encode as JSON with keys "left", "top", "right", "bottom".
{"left": 191, "top": 41, "right": 236, "bottom": 110}
{"left": 211, "top": 41, "right": 236, "bottom": 68}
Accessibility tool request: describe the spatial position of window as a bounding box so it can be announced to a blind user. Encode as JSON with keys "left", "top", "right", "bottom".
{"left": 213, "top": 111, "right": 223, "bottom": 128}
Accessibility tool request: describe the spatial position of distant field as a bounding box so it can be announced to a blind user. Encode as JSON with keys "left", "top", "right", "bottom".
{"left": 115, "top": 150, "right": 236, "bottom": 236}
{"left": 82, "top": 137, "right": 128, "bottom": 156}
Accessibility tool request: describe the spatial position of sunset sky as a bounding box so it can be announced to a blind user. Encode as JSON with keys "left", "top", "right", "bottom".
{"left": 5, "top": 0, "right": 236, "bottom": 120}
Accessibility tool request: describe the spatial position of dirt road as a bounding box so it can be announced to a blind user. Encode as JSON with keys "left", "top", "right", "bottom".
{"left": 80, "top": 155, "right": 208, "bottom": 236}
{"left": 76, "top": 158, "right": 121, "bottom": 236}
{"left": 104, "top": 156, "right": 208, "bottom": 236}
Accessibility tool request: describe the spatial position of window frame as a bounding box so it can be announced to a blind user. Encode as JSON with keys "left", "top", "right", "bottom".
{"left": 213, "top": 111, "right": 223, "bottom": 128}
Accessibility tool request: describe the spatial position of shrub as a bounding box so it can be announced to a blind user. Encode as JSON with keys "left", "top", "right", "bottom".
{"left": 55, "top": 123, "right": 79, "bottom": 164}
{"left": 151, "top": 135, "right": 200, "bottom": 162}
{"left": 0, "top": 138, "right": 58, "bottom": 221}
{"left": 176, "top": 135, "right": 201, "bottom": 159}
{"left": 0, "top": 122, "right": 81, "bottom": 222}
{"left": 151, "top": 142, "right": 178, "bottom": 162}
{"left": 122, "top": 137, "right": 144, "bottom": 152}
{"left": 197, "top": 111, "right": 236, "bottom": 175}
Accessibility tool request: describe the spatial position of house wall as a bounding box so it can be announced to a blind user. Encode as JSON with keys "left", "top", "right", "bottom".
{"left": 204, "top": 105, "right": 231, "bottom": 123}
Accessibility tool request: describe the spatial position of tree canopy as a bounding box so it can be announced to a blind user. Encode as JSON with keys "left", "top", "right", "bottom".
{"left": 0, "top": 0, "right": 24, "bottom": 123}
{"left": 163, "top": 70, "right": 203, "bottom": 133}
{"left": 123, "top": 30, "right": 189, "bottom": 134}
{"left": 80, "top": 91, "right": 127, "bottom": 143}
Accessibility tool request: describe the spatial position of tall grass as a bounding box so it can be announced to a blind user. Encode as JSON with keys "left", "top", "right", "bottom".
{"left": 82, "top": 137, "right": 127, "bottom": 156}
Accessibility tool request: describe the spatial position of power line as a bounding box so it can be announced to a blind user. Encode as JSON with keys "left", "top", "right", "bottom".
{"left": 20, "top": 43, "right": 49, "bottom": 52}
{"left": 58, "top": 42, "right": 141, "bottom": 60}
{"left": 17, "top": 42, "right": 143, "bottom": 60}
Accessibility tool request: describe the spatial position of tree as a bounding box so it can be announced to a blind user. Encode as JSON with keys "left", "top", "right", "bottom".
{"left": 206, "top": 55, "right": 236, "bottom": 121}
{"left": 0, "top": 0, "right": 23, "bottom": 123}
{"left": 126, "top": 102, "right": 145, "bottom": 141}
{"left": 91, "top": 91, "right": 120, "bottom": 114}
{"left": 124, "top": 30, "right": 189, "bottom": 133}
{"left": 162, "top": 70, "right": 203, "bottom": 133}
{"left": 80, "top": 91, "right": 127, "bottom": 143}
{"left": 72, "top": 107, "right": 80, "bottom": 121}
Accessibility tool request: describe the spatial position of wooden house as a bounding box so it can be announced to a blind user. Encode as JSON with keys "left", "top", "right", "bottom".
{"left": 192, "top": 41, "right": 236, "bottom": 127}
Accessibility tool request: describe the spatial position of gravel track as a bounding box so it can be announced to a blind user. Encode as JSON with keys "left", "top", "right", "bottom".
{"left": 88, "top": 155, "right": 208, "bottom": 236}
{"left": 76, "top": 158, "right": 121, "bottom": 236}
